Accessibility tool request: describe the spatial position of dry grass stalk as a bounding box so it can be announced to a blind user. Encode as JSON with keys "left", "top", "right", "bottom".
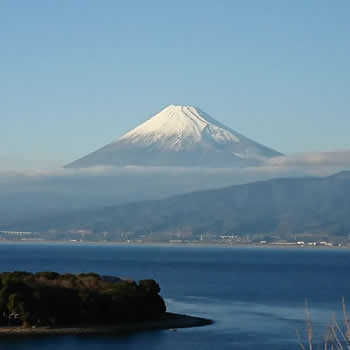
{"left": 297, "top": 329, "right": 307, "bottom": 350}
{"left": 305, "top": 300, "right": 313, "bottom": 350}
{"left": 298, "top": 299, "right": 350, "bottom": 350}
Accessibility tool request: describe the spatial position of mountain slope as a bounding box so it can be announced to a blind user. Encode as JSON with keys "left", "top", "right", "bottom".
{"left": 65, "top": 105, "right": 282, "bottom": 168}
{"left": 13, "top": 171, "right": 350, "bottom": 238}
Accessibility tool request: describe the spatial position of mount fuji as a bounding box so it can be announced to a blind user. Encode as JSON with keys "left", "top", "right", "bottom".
{"left": 65, "top": 105, "right": 282, "bottom": 168}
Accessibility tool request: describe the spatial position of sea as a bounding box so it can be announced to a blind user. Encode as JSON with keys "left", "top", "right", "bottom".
{"left": 0, "top": 243, "right": 349, "bottom": 350}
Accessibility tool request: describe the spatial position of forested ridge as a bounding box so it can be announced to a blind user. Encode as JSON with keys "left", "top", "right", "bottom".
{"left": 12, "top": 171, "right": 350, "bottom": 239}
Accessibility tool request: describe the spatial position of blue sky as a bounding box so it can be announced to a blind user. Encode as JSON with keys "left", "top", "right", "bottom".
{"left": 1, "top": 0, "right": 349, "bottom": 169}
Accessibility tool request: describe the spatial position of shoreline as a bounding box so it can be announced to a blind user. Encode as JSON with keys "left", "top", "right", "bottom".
{"left": 0, "top": 239, "right": 348, "bottom": 250}
{"left": 0, "top": 313, "right": 212, "bottom": 337}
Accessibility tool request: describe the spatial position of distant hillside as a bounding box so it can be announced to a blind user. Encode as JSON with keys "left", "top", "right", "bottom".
{"left": 10, "top": 171, "right": 350, "bottom": 239}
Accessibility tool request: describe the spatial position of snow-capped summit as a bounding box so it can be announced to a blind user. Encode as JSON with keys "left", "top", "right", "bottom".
{"left": 65, "top": 105, "right": 282, "bottom": 168}
{"left": 118, "top": 105, "right": 241, "bottom": 149}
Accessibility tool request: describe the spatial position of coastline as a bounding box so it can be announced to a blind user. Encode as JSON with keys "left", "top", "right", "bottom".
{"left": 0, "top": 239, "right": 348, "bottom": 250}
{"left": 0, "top": 313, "right": 213, "bottom": 337}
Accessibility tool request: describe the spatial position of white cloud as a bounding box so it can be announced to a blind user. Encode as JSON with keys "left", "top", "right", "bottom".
{"left": 265, "top": 150, "right": 350, "bottom": 168}
{"left": 0, "top": 149, "right": 349, "bottom": 187}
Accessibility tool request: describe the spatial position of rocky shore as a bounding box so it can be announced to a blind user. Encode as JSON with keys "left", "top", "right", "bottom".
{"left": 0, "top": 313, "right": 212, "bottom": 337}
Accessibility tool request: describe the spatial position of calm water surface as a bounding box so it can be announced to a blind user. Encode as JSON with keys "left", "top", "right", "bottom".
{"left": 0, "top": 243, "right": 349, "bottom": 350}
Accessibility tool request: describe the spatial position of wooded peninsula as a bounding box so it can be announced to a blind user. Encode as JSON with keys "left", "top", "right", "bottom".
{"left": 0, "top": 271, "right": 167, "bottom": 328}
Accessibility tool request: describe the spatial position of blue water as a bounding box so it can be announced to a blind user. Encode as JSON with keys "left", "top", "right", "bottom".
{"left": 0, "top": 243, "right": 349, "bottom": 350}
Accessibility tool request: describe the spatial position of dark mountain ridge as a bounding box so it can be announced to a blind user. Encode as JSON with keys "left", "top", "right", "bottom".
{"left": 8, "top": 171, "right": 350, "bottom": 240}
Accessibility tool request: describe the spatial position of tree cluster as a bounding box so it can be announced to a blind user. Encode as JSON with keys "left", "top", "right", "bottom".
{"left": 0, "top": 271, "right": 166, "bottom": 328}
